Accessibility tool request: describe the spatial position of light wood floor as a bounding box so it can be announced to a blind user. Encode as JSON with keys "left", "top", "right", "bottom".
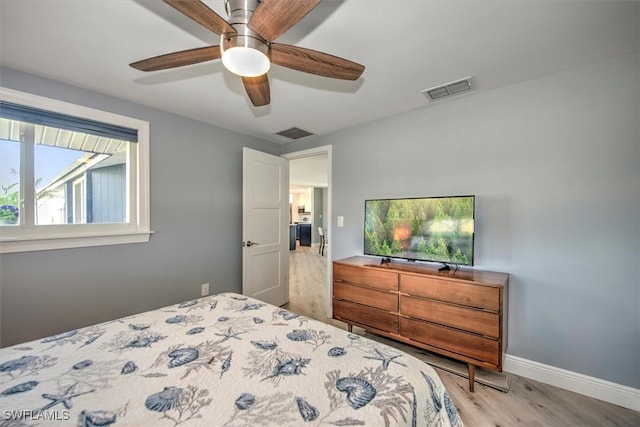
{"left": 285, "top": 245, "right": 640, "bottom": 427}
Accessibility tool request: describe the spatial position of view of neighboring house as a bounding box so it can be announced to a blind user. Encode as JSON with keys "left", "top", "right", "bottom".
{"left": 37, "top": 152, "right": 126, "bottom": 225}
{"left": 1, "top": 117, "right": 129, "bottom": 226}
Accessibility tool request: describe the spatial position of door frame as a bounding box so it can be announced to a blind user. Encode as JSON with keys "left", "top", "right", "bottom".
{"left": 282, "top": 145, "right": 333, "bottom": 318}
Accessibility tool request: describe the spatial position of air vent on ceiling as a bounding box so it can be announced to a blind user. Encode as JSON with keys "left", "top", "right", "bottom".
{"left": 422, "top": 77, "right": 472, "bottom": 101}
{"left": 276, "top": 127, "right": 314, "bottom": 140}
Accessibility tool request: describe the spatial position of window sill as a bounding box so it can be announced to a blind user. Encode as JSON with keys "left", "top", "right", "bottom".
{"left": 0, "top": 230, "right": 153, "bottom": 254}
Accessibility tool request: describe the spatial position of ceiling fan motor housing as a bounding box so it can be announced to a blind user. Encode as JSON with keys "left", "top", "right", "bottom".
{"left": 221, "top": 0, "right": 271, "bottom": 76}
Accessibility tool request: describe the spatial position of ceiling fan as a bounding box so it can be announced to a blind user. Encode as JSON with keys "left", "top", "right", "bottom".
{"left": 130, "top": 0, "right": 365, "bottom": 107}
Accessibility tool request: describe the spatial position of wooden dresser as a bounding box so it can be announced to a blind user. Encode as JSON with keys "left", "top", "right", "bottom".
{"left": 333, "top": 256, "right": 508, "bottom": 391}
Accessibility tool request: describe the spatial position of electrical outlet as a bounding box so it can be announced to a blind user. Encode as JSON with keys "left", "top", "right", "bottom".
{"left": 201, "top": 283, "right": 210, "bottom": 296}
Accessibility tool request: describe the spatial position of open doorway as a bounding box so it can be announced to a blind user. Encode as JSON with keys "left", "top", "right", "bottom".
{"left": 282, "top": 146, "right": 332, "bottom": 322}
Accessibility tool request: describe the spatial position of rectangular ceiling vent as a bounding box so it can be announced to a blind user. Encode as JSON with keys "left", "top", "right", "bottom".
{"left": 276, "top": 127, "right": 314, "bottom": 140}
{"left": 422, "top": 77, "right": 472, "bottom": 102}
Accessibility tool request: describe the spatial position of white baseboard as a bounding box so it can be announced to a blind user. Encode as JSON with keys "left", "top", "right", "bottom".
{"left": 504, "top": 354, "right": 640, "bottom": 412}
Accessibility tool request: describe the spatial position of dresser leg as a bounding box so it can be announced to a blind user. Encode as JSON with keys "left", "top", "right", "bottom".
{"left": 347, "top": 323, "right": 353, "bottom": 332}
{"left": 467, "top": 363, "right": 475, "bottom": 392}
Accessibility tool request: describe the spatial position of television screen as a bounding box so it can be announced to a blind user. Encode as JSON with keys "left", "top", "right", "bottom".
{"left": 364, "top": 195, "right": 475, "bottom": 266}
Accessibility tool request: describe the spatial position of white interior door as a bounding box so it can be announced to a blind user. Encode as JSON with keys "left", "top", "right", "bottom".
{"left": 242, "top": 147, "right": 289, "bottom": 306}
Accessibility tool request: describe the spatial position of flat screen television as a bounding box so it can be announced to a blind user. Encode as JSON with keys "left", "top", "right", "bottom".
{"left": 364, "top": 195, "right": 475, "bottom": 266}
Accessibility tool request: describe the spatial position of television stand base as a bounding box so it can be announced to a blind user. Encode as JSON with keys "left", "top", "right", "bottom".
{"left": 438, "top": 263, "right": 451, "bottom": 272}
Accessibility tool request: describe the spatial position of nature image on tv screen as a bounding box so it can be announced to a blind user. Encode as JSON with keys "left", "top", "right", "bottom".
{"left": 364, "top": 196, "right": 475, "bottom": 265}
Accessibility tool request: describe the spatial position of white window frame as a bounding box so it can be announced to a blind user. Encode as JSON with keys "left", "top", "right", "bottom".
{"left": 71, "top": 176, "right": 86, "bottom": 224}
{"left": 0, "top": 87, "right": 151, "bottom": 253}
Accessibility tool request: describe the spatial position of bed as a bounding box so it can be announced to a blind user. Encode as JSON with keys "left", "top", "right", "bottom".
{"left": 0, "top": 293, "right": 463, "bottom": 426}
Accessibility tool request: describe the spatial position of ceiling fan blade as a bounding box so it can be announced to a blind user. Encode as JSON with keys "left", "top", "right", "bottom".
{"left": 271, "top": 44, "right": 365, "bottom": 81}
{"left": 249, "top": 0, "right": 320, "bottom": 41}
{"left": 164, "top": 0, "right": 235, "bottom": 35}
{"left": 242, "top": 74, "right": 270, "bottom": 107}
{"left": 130, "top": 46, "right": 221, "bottom": 71}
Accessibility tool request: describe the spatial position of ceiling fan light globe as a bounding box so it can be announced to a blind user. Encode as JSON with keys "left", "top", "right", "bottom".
{"left": 222, "top": 47, "right": 270, "bottom": 77}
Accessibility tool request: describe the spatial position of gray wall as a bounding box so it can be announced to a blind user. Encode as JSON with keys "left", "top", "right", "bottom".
{"left": 283, "top": 53, "right": 640, "bottom": 388}
{"left": 0, "top": 67, "right": 280, "bottom": 346}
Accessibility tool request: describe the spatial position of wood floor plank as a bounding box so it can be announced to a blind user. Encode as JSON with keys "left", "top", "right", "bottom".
{"left": 285, "top": 246, "right": 640, "bottom": 426}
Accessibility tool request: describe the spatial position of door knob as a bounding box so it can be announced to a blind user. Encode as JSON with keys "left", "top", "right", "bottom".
{"left": 245, "top": 241, "right": 259, "bottom": 247}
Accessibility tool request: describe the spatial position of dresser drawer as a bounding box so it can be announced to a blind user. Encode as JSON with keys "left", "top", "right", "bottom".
{"left": 400, "top": 296, "right": 499, "bottom": 338}
{"left": 334, "top": 282, "right": 398, "bottom": 312}
{"left": 400, "top": 317, "right": 499, "bottom": 366}
{"left": 333, "top": 299, "right": 399, "bottom": 333}
{"left": 400, "top": 274, "right": 500, "bottom": 311}
{"left": 334, "top": 264, "right": 398, "bottom": 291}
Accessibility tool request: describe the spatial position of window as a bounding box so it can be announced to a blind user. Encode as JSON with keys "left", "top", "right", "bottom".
{"left": 0, "top": 87, "right": 150, "bottom": 253}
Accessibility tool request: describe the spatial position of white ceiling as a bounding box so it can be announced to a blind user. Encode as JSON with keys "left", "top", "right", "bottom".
{"left": 290, "top": 153, "right": 328, "bottom": 190}
{"left": 1, "top": 1, "right": 638, "bottom": 145}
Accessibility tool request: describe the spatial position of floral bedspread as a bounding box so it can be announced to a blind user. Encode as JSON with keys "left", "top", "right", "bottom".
{"left": 0, "top": 293, "right": 463, "bottom": 426}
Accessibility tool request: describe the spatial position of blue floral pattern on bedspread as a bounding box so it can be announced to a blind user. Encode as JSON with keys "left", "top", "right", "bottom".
{"left": 0, "top": 293, "right": 463, "bottom": 426}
